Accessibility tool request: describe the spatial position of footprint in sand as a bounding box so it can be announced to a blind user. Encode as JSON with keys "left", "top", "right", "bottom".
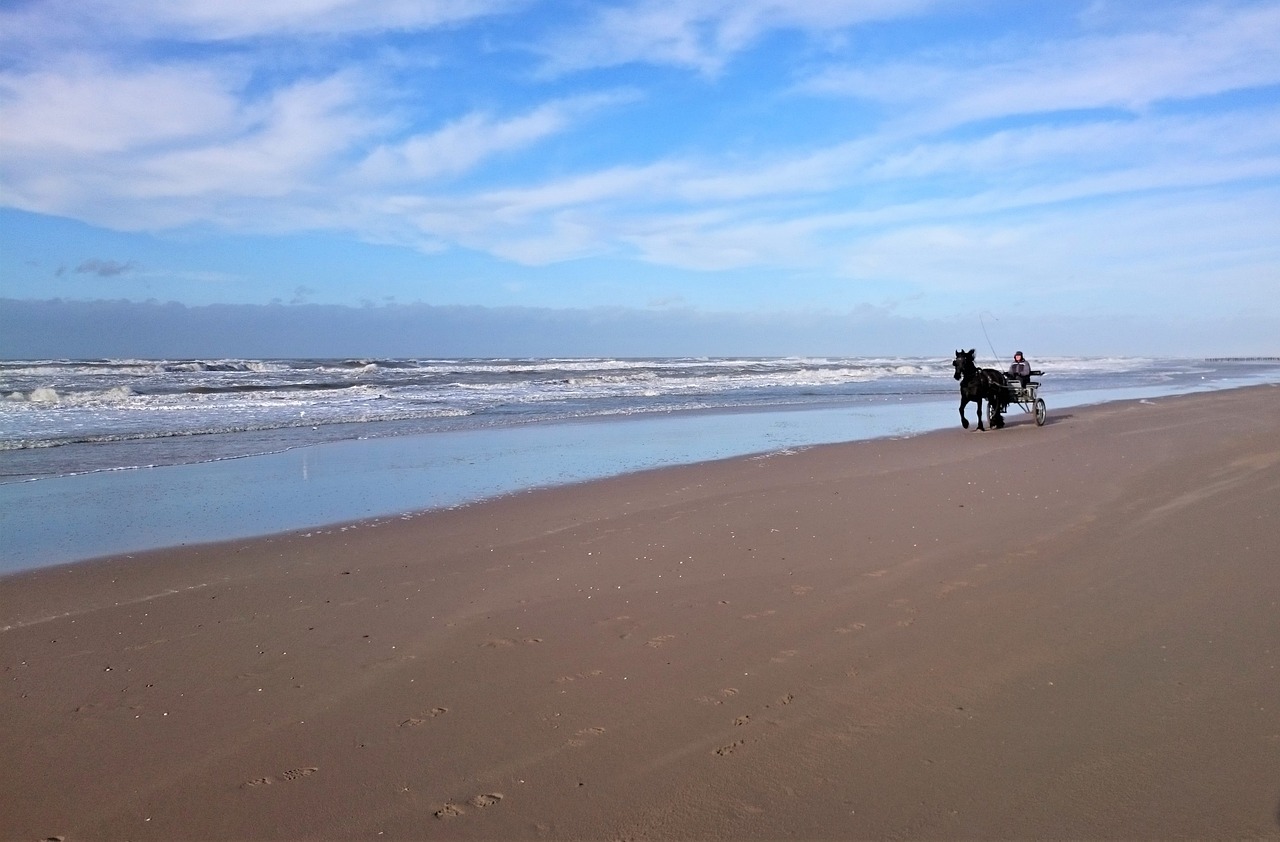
{"left": 835, "top": 622, "right": 866, "bottom": 634}
{"left": 714, "top": 740, "right": 747, "bottom": 756}
{"left": 790, "top": 585, "right": 813, "bottom": 596}
{"left": 769, "top": 649, "right": 799, "bottom": 663}
{"left": 733, "top": 714, "right": 751, "bottom": 726}
{"left": 740, "top": 609, "right": 777, "bottom": 620}
{"left": 645, "top": 634, "right": 676, "bottom": 648}
{"left": 435, "top": 793, "right": 504, "bottom": 819}
{"left": 400, "top": 707, "right": 448, "bottom": 726}
{"left": 482, "top": 637, "right": 542, "bottom": 649}
{"left": 244, "top": 767, "right": 318, "bottom": 788}
{"left": 888, "top": 598, "right": 919, "bottom": 627}
{"left": 568, "top": 725, "right": 606, "bottom": 746}
{"left": 556, "top": 669, "right": 605, "bottom": 684}
{"left": 696, "top": 687, "right": 739, "bottom": 705}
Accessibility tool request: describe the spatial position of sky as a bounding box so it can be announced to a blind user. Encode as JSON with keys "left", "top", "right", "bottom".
{"left": 2, "top": 0, "right": 1279, "bottom": 357}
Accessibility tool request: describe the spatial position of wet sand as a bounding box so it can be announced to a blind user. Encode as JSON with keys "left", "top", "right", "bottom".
{"left": 3, "top": 386, "right": 1279, "bottom": 840}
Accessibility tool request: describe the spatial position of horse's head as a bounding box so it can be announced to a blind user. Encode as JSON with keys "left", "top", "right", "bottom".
{"left": 952, "top": 349, "right": 975, "bottom": 381}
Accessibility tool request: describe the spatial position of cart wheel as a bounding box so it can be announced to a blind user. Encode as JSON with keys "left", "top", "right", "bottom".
{"left": 1035, "top": 398, "right": 1047, "bottom": 426}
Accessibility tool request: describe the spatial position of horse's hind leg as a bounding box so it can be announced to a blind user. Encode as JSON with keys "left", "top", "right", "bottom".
{"left": 975, "top": 398, "right": 985, "bottom": 431}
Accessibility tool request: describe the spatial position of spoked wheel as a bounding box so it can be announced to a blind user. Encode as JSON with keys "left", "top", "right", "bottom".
{"left": 1035, "top": 398, "right": 1047, "bottom": 426}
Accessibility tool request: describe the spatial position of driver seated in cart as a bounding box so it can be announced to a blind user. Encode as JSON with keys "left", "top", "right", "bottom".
{"left": 1007, "top": 351, "right": 1032, "bottom": 388}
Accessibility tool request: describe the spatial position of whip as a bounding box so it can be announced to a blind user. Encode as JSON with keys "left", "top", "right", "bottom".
{"left": 979, "top": 312, "right": 1002, "bottom": 366}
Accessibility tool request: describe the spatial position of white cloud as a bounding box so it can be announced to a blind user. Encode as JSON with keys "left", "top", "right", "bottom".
{"left": 359, "top": 110, "right": 565, "bottom": 182}
{"left": 0, "top": 61, "right": 240, "bottom": 156}
{"left": 839, "top": 188, "right": 1280, "bottom": 312}
{"left": 622, "top": 213, "right": 814, "bottom": 270}
{"left": 0, "top": 0, "right": 523, "bottom": 47}
{"left": 143, "top": 0, "right": 525, "bottom": 38}
{"left": 537, "top": 0, "right": 939, "bottom": 76}
{"left": 802, "top": 3, "right": 1280, "bottom": 126}
{"left": 0, "top": 63, "right": 378, "bottom": 225}
{"left": 351, "top": 92, "right": 1280, "bottom": 272}
{"left": 864, "top": 108, "right": 1280, "bottom": 188}
{"left": 357, "top": 92, "right": 634, "bottom": 184}
{"left": 475, "top": 161, "right": 685, "bottom": 216}
{"left": 359, "top": 162, "right": 690, "bottom": 257}
{"left": 1, "top": 0, "right": 1278, "bottom": 327}
{"left": 131, "top": 74, "right": 373, "bottom": 200}
{"left": 674, "top": 142, "right": 872, "bottom": 202}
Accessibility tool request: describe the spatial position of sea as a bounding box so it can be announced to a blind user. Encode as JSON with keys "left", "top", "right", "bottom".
{"left": 3, "top": 355, "right": 1279, "bottom": 573}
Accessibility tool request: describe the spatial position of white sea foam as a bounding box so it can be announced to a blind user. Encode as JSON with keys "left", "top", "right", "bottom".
{"left": 2, "top": 356, "right": 1277, "bottom": 481}
{"left": 15, "top": 385, "right": 139, "bottom": 405}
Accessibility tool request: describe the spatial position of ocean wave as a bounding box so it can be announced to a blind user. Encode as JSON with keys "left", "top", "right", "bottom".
{"left": 4, "top": 385, "right": 136, "bottom": 405}
{"left": 0, "top": 405, "right": 476, "bottom": 451}
{"left": 5, "top": 357, "right": 1276, "bottom": 467}
{"left": 185, "top": 381, "right": 359, "bottom": 395}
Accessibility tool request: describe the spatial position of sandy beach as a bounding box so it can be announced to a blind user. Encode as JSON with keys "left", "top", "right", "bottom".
{"left": 3, "top": 385, "right": 1279, "bottom": 840}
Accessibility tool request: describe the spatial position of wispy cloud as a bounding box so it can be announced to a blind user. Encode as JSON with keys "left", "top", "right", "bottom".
{"left": 535, "top": 0, "right": 939, "bottom": 76}
{"left": 75, "top": 258, "right": 138, "bottom": 277}
{"left": 356, "top": 92, "right": 635, "bottom": 184}
{"left": 1, "top": 0, "right": 1278, "bottom": 329}
{"left": 130, "top": 73, "right": 374, "bottom": 201}
{"left": 345, "top": 97, "right": 1280, "bottom": 275}
{"left": 0, "top": 61, "right": 240, "bottom": 157}
{"left": 800, "top": 3, "right": 1280, "bottom": 127}
{"left": 0, "top": 0, "right": 523, "bottom": 48}
{"left": 0, "top": 63, "right": 382, "bottom": 227}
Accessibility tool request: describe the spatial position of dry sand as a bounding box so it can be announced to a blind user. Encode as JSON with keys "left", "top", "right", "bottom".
{"left": 3, "top": 386, "right": 1279, "bottom": 840}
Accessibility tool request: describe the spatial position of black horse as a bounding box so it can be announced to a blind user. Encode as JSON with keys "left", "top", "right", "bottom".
{"left": 952, "top": 349, "right": 1008, "bottom": 430}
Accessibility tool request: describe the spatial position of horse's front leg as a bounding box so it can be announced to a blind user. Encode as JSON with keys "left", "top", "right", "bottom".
{"left": 975, "top": 396, "right": 986, "bottom": 431}
{"left": 958, "top": 396, "right": 970, "bottom": 429}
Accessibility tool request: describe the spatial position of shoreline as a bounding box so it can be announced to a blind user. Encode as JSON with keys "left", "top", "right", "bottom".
{"left": 0, "top": 387, "right": 955, "bottom": 487}
{"left": 6, "top": 360, "right": 1280, "bottom": 487}
{"left": 3, "top": 384, "right": 1279, "bottom": 838}
{"left": 0, "top": 394, "right": 960, "bottom": 574}
{"left": 5, "top": 379, "right": 1279, "bottom": 575}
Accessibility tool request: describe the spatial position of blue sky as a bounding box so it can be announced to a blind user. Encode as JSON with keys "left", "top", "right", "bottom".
{"left": 2, "top": 0, "right": 1279, "bottom": 356}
